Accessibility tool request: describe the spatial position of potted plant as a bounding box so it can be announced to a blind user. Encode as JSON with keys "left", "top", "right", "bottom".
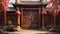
{"left": 7, "top": 20, "right": 12, "bottom": 25}
{"left": 6, "top": 20, "right": 17, "bottom": 32}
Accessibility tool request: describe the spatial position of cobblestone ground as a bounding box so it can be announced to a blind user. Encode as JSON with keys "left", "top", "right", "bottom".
{"left": 0, "top": 30, "right": 59, "bottom": 34}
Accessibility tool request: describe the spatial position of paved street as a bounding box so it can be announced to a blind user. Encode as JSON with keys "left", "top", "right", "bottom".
{"left": 0, "top": 29, "right": 59, "bottom": 34}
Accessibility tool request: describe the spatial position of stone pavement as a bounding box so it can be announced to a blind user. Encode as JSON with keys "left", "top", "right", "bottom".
{"left": 1, "top": 29, "right": 59, "bottom": 34}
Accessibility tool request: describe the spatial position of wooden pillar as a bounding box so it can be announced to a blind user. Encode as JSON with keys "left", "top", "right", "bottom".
{"left": 42, "top": 7, "right": 44, "bottom": 27}
{"left": 17, "top": 15, "right": 20, "bottom": 25}
{"left": 53, "top": 0, "right": 57, "bottom": 27}
{"left": 21, "top": 7, "right": 23, "bottom": 28}
{"left": 16, "top": 7, "right": 21, "bottom": 31}
{"left": 4, "top": 11, "right": 7, "bottom": 25}
{"left": 42, "top": 16, "right": 45, "bottom": 27}
{"left": 42, "top": 7, "right": 47, "bottom": 30}
{"left": 16, "top": 7, "right": 21, "bottom": 26}
{"left": 39, "top": 8, "right": 41, "bottom": 29}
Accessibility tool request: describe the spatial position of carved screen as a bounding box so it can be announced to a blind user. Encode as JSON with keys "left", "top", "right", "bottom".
{"left": 21, "top": 10, "right": 39, "bottom": 29}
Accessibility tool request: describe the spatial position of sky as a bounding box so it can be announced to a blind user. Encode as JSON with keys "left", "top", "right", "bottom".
{"left": 8, "top": 0, "right": 15, "bottom": 7}
{"left": 10, "top": 0, "right": 15, "bottom": 3}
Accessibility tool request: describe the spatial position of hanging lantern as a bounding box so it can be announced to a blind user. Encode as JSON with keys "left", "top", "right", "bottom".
{"left": 42, "top": 11, "right": 47, "bottom": 16}
{"left": 16, "top": 11, "right": 21, "bottom": 16}
{"left": 42, "top": 7, "right": 47, "bottom": 16}
{"left": 16, "top": 7, "right": 21, "bottom": 16}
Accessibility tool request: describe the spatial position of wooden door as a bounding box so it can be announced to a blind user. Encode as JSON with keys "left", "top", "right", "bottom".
{"left": 21, "top": 10, "right": 39, "bottom": 29}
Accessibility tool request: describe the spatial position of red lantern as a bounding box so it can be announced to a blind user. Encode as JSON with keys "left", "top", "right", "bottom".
{"left": 42, "top": 11, "right": 47, "bottom": 16}
{"left": 42, "top": 7, "right": 47, "bottom": 16}
{"left": 16, "top": 11, "right": 21, "bottom": 16}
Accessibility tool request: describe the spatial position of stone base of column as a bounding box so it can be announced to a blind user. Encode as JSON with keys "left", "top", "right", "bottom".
{"left": 42, "top": 26, "right": 47, "bottom": 31}
{"left": 16, "top": 26, "right": 23, "bottom": 31}
{"left": 49, "top": 26, "right": 58, "bottom": 32}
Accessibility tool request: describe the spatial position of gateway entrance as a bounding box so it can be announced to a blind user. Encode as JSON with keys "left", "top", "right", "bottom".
{"left": 21, "top": 8, "right": 39, "bottom": 29}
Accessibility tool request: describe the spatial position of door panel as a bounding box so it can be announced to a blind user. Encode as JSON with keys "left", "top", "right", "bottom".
{"left": 21, "top": 10, "right": 39, "bottom": 29}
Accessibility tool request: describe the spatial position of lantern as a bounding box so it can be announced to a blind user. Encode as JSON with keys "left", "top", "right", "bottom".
{"left": 42, "top": 11, "right": 47, "bottom": 16}
{"left": 16, "top": 11, "right": 21, "bottom": 16}
{"left": 16, "top": 7, "right": 21, "bottom": 16}
{"left": 42, "top": 7, "right": 47, "bottom": 16}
